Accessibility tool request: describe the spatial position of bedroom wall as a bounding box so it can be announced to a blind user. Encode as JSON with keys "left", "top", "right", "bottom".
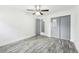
{"left": 72, "top": 6, "right": 79, "bottom": 52}
{"left": 0, "top": 6, "right": 35, "bottom": 46}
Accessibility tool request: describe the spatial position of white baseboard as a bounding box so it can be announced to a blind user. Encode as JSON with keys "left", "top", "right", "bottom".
{"left": 0, "top": 34, "right": 36, "bottom": 46}
{"left": 40, "top": 32, "right": 49, "bottom": 37}
{"left": 73, "top": 42, "right": 79, "bottom": 52}
{"left": 70, "top": 40, "right": 79, "bottom": 52}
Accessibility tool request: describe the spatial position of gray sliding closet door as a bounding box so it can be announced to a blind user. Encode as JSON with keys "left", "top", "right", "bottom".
{"left": 51, "top": 15, "right": 70, "bottom": 40}
{"left": 51, "top": 17, "right": 60, "bottom": 38}
{"left": 60, "top": 15, "right": 70, "bottom": 40}
{"left": 41, "top": 20, "right": 45, "bottom": 33}
{"left": 36, "top": 19, "right": 40, "bottom": 35}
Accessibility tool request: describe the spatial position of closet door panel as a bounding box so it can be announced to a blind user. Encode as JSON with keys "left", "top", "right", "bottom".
{"left": 60, "top": 15, "right": 70, "bottom": 40}
{"left": 36, "top": 19, "right": 40, "bottom": 35}
{"left": 41, "top": 20, "right": 45, "bottom": 33}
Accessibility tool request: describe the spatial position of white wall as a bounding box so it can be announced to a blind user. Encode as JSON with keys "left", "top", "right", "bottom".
{"left": 0, "top": 6, "right": 35, "bottom": 46}
{"left": 71, "top": 6, "right": 79, "bottom": 52}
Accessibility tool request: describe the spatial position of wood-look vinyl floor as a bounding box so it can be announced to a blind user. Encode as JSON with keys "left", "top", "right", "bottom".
{"left": 0, "top": 36, "right": 78, "bottom": 53}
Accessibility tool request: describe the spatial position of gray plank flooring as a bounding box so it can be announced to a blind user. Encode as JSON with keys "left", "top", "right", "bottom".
{"left": 0, "top": 35, "right": 78, "bottom": 53}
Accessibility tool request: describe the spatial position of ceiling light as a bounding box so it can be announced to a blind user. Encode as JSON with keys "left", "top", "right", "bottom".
{"left": 33, "top": 12, "right": 43, "bottom": 15}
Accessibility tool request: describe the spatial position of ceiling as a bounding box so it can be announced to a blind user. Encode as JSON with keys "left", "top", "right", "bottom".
{"left": 12, "top": 5, "right": 75, "bottom": 12}
{"left": 43, "top": 5, "right": 75, "bottom": 12}
{"left": 0, "top": 5, "right": 76, "bottom": 15}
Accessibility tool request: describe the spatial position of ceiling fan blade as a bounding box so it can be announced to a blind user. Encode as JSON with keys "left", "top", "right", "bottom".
{"left": 41, "top": 9, "right": 49, "bottom": 12}
{"left": 27, "top": 9, "right": 35, "bottom": 11}
{"left": 24, "top": 11, "right": 34, "bottom": 15}
{"left": 40, "top": 12, "right": 43, "bottom": 15}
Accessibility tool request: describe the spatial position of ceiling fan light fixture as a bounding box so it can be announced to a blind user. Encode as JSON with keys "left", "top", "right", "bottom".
{"left": 26, "top": 5, "right": 49, "bottom": 15}
{"left": 33, "top": 12, "right": 43, "bottom": 15}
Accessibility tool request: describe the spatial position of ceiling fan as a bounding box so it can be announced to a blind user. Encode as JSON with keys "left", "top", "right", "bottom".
{"left": 25, "top": 5, "right": 49, "bottom": 15}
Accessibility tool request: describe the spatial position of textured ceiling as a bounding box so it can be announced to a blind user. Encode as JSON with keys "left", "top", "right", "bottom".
{"left": 0, "top": 5, "right": 76, "bottom": 15}
{"left": 0, "top": 5, "right": 75, "bottom": 11}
